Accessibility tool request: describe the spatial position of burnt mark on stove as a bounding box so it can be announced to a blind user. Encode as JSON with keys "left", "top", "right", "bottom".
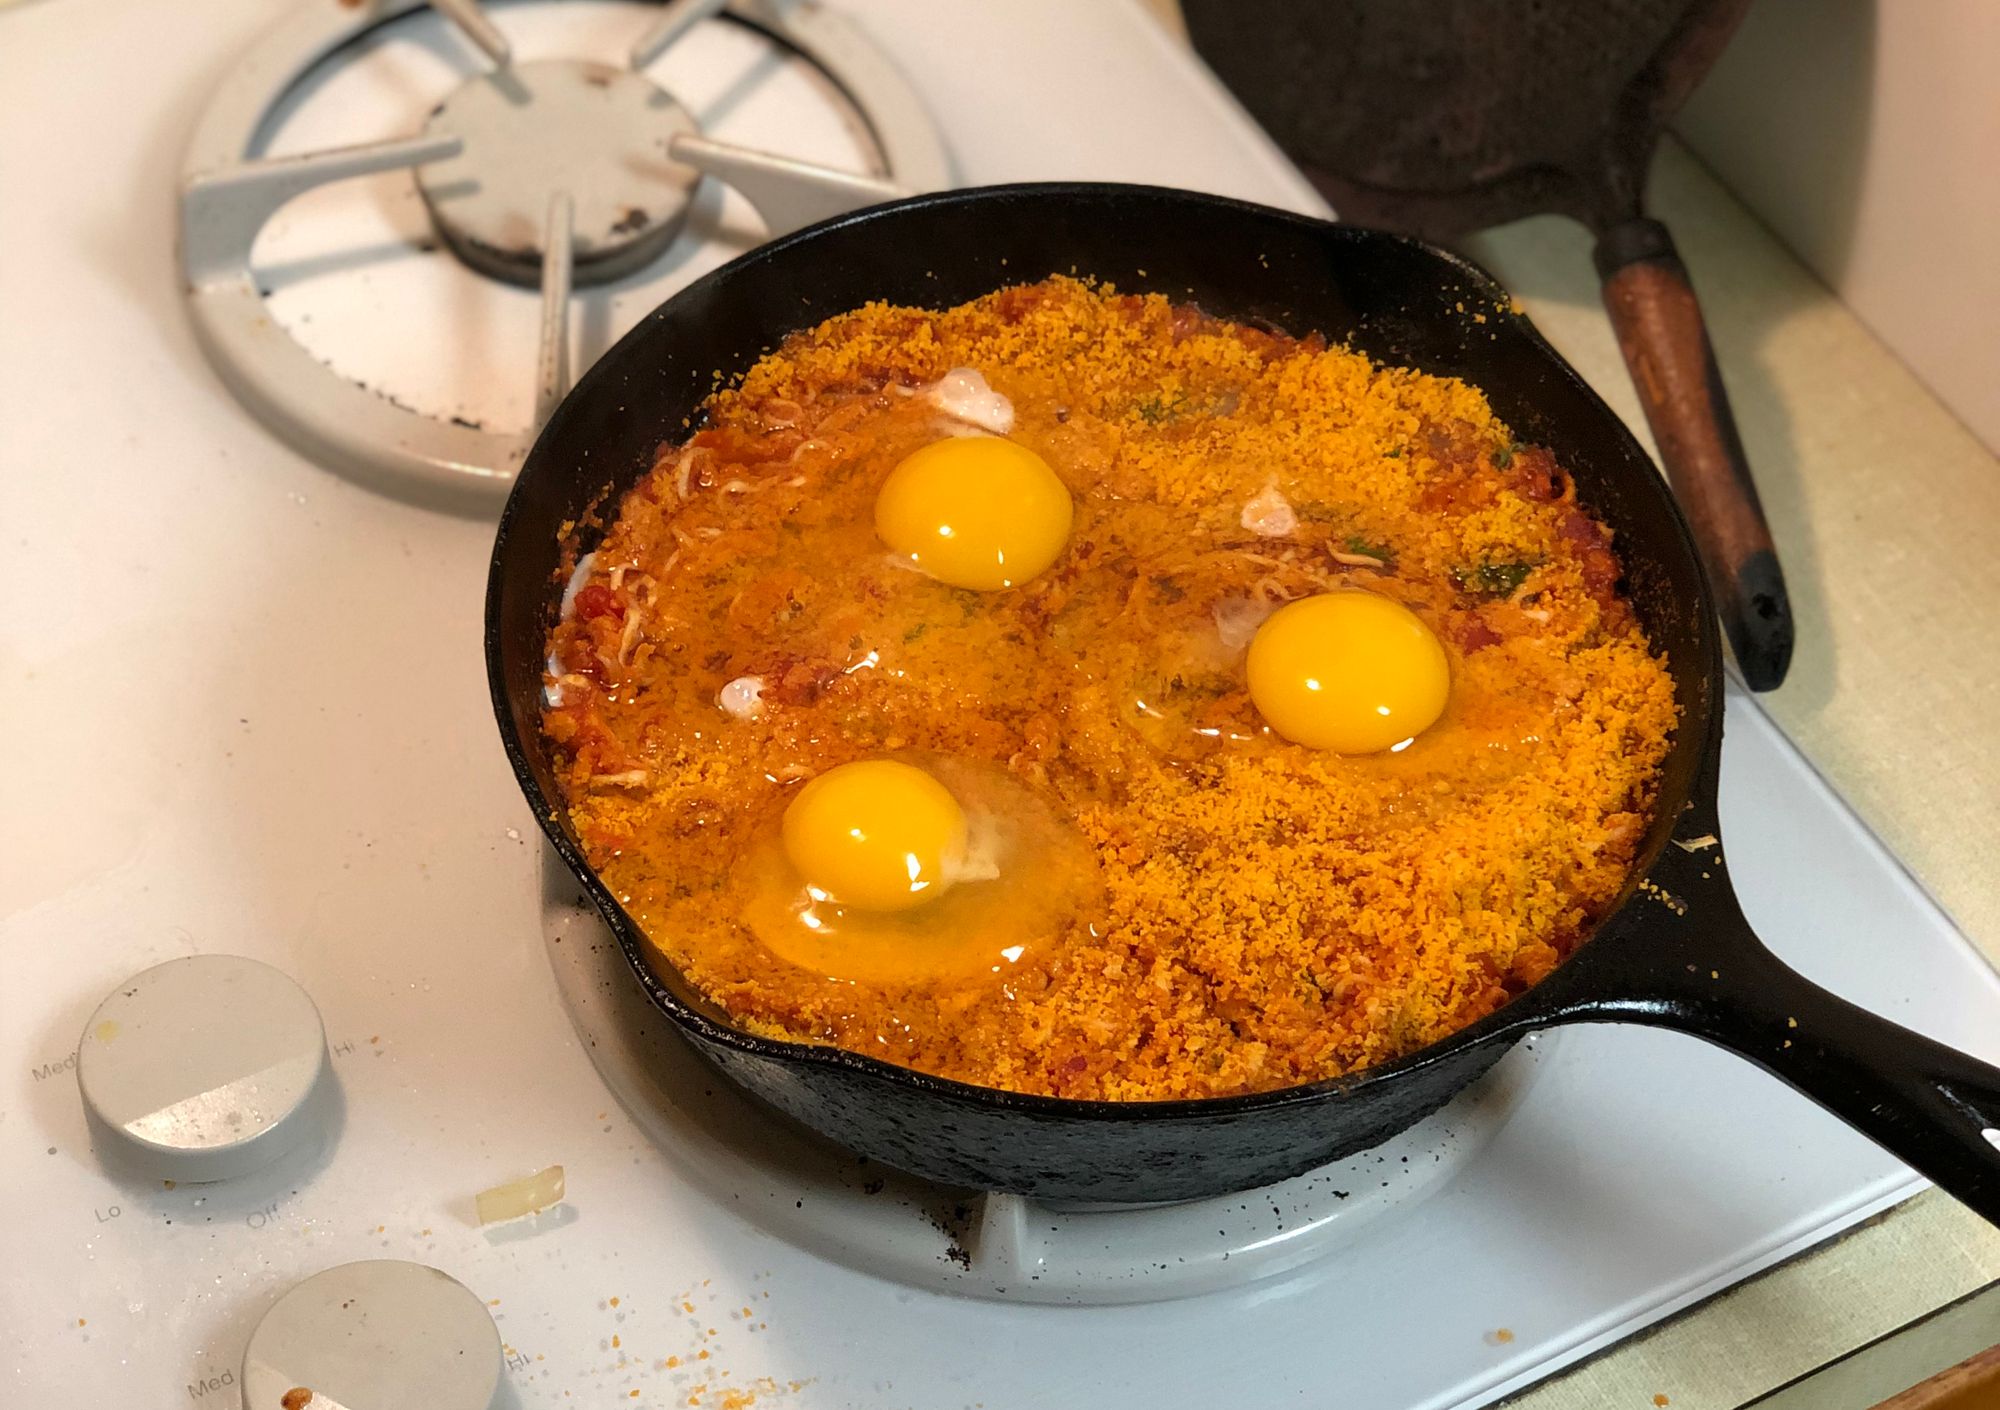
{"left": 333, "top": 370, "right": 428, "bottom": 419}
{"left": 924, "top": 1198, "right": 976, "bottom": 1270}
{"left": 611, "top": 206, "right": 651, "bottom": 236}
{"left": 450, "top": 414, "right": 485, "bottom": 430}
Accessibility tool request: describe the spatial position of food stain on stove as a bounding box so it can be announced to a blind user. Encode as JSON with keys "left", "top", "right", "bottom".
{"left": 279, "top": 1389, "right": 313, "bottom": 1410}
{"left": 611, "top": 207, "right": 651, "bottom": 236}
{"left": 1484, "top": 1328, "right": 1515, "bottom": 1347}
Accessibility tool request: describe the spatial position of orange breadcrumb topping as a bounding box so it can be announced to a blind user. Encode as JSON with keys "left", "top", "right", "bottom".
{"left": 542, "top": 277, "right": 1677, "bottom": 1100}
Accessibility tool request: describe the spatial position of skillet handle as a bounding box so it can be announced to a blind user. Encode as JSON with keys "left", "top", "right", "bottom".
{"left": 1595, "top": 218, "right": 1794, "bottom": 691}
{"left": 1566, "top": 916, "right": 2000, "bottom": 1224}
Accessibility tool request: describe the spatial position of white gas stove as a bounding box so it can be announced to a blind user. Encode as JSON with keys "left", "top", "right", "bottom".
{"left": 4, "top": 3, "right": 1998, "bottom": 1408}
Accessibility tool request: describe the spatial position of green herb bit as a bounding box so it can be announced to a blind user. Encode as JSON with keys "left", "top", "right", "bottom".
{"left": 1491, "top": 441, "right": 1518, "bottom": 468}
{"left": 1457, "top": 559, "right": 1535, "bottom": 596}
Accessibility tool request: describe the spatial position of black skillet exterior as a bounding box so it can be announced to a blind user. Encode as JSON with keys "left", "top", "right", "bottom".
{"left": 487, "top": 184, "right": 1722, "bottom": 1202}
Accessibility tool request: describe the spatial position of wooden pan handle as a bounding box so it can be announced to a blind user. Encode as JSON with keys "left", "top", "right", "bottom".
{"left": 1596, "top": 218, "right": 1794, "bottom": 690}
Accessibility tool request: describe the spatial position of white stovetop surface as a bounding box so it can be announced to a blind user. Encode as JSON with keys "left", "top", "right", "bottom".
{"left": 5, "top": 3, "right": 1999, "bottom": 1409}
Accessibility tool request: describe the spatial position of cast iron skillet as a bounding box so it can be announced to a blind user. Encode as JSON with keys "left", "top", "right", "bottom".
{"left": 488, "top": 184, "right": 2000, "bottom": 1213}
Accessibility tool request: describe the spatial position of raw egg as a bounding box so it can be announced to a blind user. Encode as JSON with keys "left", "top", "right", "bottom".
{"left": 874, "top": 436, "right": 1073, "bottom": 590}
{"left": 743, "top": 755, "right": 1096, "bottom": 985}
{"left": 1246, "top": 592, "right": 1449, "bottom": 753}
{"left": 781, "top": 758, "right": 967, "bottom": 912}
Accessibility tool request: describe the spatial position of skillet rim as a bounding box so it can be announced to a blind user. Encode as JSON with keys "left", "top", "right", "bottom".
{"left": 485, "top": 179, "right": 1724, "bottom": 1124}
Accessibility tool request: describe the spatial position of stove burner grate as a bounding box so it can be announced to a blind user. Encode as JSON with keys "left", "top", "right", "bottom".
{"left": 179, "top": 0, "right": 950, "bottom": 510}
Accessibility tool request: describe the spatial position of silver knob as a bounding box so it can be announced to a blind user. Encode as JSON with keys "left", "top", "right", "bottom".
{"left": 241, "top": 1260, "right": 503, "bottom": 1410}
{"left": 77, "top": 954, "right": 334, "bottom": 1183}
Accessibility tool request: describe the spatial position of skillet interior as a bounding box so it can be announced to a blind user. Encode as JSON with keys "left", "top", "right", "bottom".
{"left": 487, "top": 183, "right": 1720, "bottom": 1199}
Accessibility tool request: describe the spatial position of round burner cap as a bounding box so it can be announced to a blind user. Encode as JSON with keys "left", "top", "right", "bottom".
{"left": 242, "top": 1260, "right": 502, "bottom": 1410}
{"left": 417, "top": 58, "right": 700, "bottom": 287}
{"left": 77, "top": 954, "right": 333, "bottom": 1183}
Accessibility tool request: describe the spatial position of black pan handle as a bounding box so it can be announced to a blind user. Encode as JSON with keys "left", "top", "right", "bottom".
{"left": 1555, "top": 897, "right": 2000, "bottom": 1224}
{"left": 1595, "top": 218, "right": 1794, "bottom": 691}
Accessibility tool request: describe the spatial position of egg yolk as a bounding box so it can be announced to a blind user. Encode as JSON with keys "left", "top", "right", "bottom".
{"left": 781, "top": 759, "right": 967, "bottom": 912}
{"left": 1245, "top": 592, "right": 1450, "bottom": 753}
{"left": 874, "top": 436, "right": 1073, "bottom": 590}
{"left": 746, "top": 754, "right": 1098, "bottom": 987}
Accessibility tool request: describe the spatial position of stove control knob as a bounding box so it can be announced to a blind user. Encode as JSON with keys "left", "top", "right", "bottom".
{"left": 242, "top": 1260, "right": 503, "bottom": 1410}
{"left": 77, "top": 954, "right": 334, "bottom": 1183}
